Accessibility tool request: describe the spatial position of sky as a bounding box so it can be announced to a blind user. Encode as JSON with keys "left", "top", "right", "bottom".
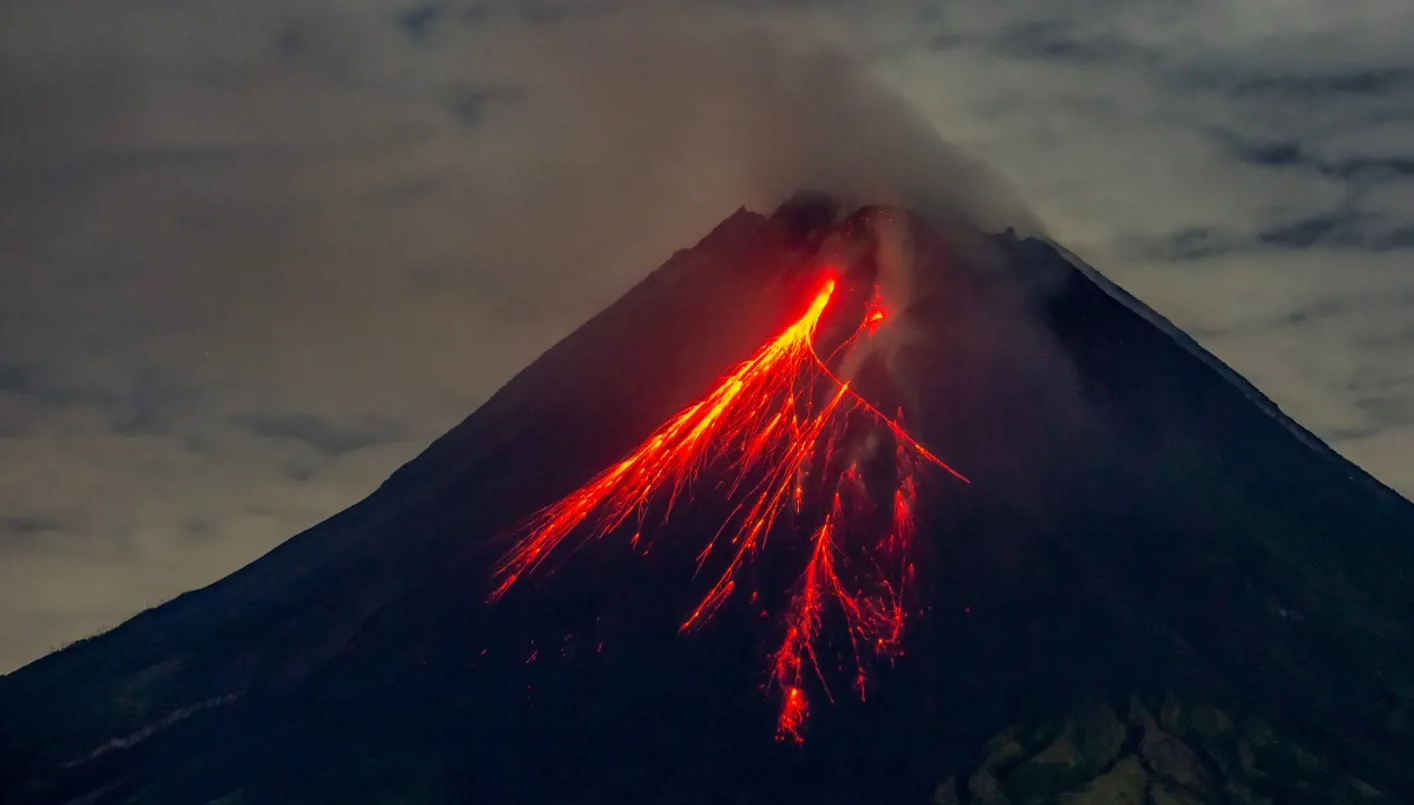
{"left": 1, "top": 0, "right": 1412, "bottom": 673}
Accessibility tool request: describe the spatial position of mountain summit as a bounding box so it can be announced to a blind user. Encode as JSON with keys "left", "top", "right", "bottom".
{"left": 3, "top": 194, "right": 1412, "bottom": 805}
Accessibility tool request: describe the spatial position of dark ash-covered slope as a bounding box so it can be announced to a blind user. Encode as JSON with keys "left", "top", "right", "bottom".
{"left": 1, "top": 194, "right": 1411, "bottom": 805}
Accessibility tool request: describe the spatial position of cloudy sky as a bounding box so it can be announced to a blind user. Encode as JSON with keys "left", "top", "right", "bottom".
{"left": 2, "top": 0, "right": 1412, "bottom": 673}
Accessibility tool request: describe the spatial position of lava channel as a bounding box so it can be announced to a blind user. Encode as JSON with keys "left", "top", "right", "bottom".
{"left": 489, "top": 271, "right": 968, "bottom": 741}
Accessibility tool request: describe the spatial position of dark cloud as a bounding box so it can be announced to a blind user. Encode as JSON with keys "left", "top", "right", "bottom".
{"left": 1258, "top": 213, "right": 1353, "bottom": 250}
{"left": 0, "top": 516, "right": 69, "bottom": 547}
{"left": 0, "top": 363, "right": 190, "bottom": 435}
{"left": 0, "top": 145, "right": 257, "bottom": 191}
{"left": 1324, "top": 156, "right": 1414, "bottom": 183}
{"left": 1257, "top": 210, "right": 1414, "bottom": 253}
{"left": 397, "top": 6, "right": 444, "bottom": 41}
{"left": 179, "top": 517, "right": 219, "bottom": 541}
{"left": 1357, "top": 320, "right": 1414, "bottom": 353}
{"left": 450, "top": 89, "right": 493, "bottom": 125}
{"left": 1327, "top": 424, "right": 1387, "bottom": 443}
{"left": 1279, "top": 298, "right": 1364, "bottom": 328}
{"left": 0, "top": 363, "right": 52, "bottom": 399}
{"left": 1120, "top": 211, "right": 1414, "bottom": 262}
{"left": 520, "top": 4, "right": 571, "bottom": 25}
{"left": 1226, "top": 68, "right": 1414, "bottom": 101}
{"left": 976, "top": 20, "right": 1146, "bottom": 66}
{"left": 465, "top": 4, "right": 496, "bottom": 24}
{"left": 274, "top": 19, "right": 318, "bottom": 60}
{"left": 231, "top": 412, "right": 408, "bottom": 458}
{"left": 1218, "top": 131, "right": 1414, "bottom": 181}
{"left": 1119, "top": 227, "right": 1248, "bottom": 263}
{"left": 1229, "top": 139, "right": 1308, "bottom": 170}
{"left": 446, "top": 86, "right": 524, "bottom": 127}
{"left": 1357, "top": 394, "right": 1414, "bottom": 429}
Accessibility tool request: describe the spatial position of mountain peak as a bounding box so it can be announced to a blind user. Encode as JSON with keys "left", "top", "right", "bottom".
{"left": 3, "top": 195, "right": 1411, "bottom": 805}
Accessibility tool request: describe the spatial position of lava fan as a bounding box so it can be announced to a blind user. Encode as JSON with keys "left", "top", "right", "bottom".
{"left": 489, "top": 269, "right": 969, "bottom": 741}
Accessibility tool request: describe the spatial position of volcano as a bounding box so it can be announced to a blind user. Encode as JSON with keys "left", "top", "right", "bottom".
{"left": 2, "top": 193, "right": 1411, "bottom": 805}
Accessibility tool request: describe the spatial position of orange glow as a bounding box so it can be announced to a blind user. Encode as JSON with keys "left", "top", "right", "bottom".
{"left": 863, "top": 294, "right": 887, "bottom": 334}
{"left": 778, "top": 686, "right": 809, "bottom": 743}
{"left": 489, "top": 270, "right": 968, "bottom": 741}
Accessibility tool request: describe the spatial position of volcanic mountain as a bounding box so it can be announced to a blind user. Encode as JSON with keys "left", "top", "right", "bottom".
{"left": 2, "top": 193, "right": 1412, "bottom": 805}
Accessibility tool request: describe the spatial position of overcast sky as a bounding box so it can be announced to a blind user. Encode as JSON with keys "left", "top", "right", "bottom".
{"left": 2, "top": 0, "right": 1412, "bottom": 673}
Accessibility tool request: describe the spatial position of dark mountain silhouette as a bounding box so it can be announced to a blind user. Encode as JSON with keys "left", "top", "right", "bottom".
{"left": 2, "top": 193, "right": 1411, "bottom": 805}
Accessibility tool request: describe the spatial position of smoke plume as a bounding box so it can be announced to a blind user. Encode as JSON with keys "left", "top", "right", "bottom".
{"left": 490, "top": 10, "right": 1043, "bottom": 247}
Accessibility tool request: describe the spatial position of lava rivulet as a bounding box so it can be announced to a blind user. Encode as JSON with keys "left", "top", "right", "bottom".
{"left": 489, "top": 271, "right": 968, "bottom": 741}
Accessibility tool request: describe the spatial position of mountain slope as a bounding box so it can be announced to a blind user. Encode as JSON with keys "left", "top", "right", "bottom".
{"left": 2, "top": 195, "right": 1411, "bottom": 805}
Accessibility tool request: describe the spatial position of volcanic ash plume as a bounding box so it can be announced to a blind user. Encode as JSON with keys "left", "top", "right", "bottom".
{"left": 490, "top": 9, "right": 1044, "bottom": 298}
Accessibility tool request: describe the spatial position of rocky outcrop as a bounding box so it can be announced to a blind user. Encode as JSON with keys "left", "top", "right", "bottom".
{"left": 933, "top": 777, "right": 962, "bottom": 805}
{"left": 1063, "top": 756, "right": 1147, "bottom": 805}
{"left": 937, "top": 695, "right": 1404, "bottom": 805}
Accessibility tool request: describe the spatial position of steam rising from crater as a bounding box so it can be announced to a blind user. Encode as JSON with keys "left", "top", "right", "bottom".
{"left": 499, "top": 11, "right": 1042, "bottom": 245}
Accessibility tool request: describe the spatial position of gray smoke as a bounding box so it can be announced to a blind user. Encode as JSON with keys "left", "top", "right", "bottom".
{"left": 505, "top": 11, "right": 1044, "bottom": 241}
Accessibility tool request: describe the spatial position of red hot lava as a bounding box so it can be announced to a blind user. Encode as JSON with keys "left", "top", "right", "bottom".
{"left": 489, "top": 271, "right": 968, "bottom": 741}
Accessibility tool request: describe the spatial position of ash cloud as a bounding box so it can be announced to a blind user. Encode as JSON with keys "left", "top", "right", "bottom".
{"left": 506, "top": 12, "right": 1042, "bottom": 240}
{"left": 513, "top": 12, "right": 1065, "bottom": 406}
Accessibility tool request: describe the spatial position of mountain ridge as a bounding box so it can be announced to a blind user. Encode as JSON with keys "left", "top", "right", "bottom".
{"left": 2, "top": 194, "right": 1411, "bottom": 805}
{"left": 1046, "top": 233, "right": 1410, "bottom": 508}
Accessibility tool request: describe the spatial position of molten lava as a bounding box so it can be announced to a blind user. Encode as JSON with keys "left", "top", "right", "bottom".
{"left": 490, "top": 271, "right": 967, "bottom": 741}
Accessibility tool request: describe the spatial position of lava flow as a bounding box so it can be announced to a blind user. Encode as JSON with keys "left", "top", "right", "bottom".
{"left": 489, "top": 270, "right": 968, "bottom": 741}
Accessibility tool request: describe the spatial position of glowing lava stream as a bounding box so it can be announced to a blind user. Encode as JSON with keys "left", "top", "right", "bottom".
{"left": 489, "top": 272, "right": 968, "bottom": 741}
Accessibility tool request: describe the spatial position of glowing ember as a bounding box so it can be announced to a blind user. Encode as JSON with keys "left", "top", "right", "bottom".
{"left": 489, "top": 270, "right": 968, "bottom": 741}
